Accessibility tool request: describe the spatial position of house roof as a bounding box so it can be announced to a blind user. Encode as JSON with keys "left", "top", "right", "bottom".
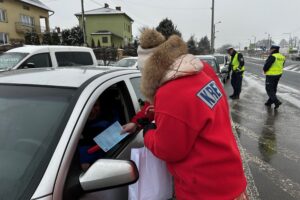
{"left": 75, "top": 7, "right": 133, "bottom": 22}
{"left": 20, "top": 0, "right": 53, "bottom": 12}
{"left": 91, "top": 30, "right": 123, "bottom": 39}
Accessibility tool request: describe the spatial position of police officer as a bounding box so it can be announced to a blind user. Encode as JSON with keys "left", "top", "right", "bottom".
{"left": 227, "top": 47, "right": 245, "bottom": 99}
{"left": 263, "top": 45, "right": 285, "bottom": 109}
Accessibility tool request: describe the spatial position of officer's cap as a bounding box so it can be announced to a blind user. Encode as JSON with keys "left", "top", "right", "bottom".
{"left": 270, "top": 45, "right": 280, "bottom": 50}
{"left": 226, "top": 46, "right": 234, "bottom": 51}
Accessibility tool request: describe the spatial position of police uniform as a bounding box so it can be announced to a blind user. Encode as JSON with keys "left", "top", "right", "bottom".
{"left": 138, "top": 29, "right": 247, "bottom": 200}
{"left": 263, "top": 45, "right": 285, "bottom": 109}
{"left": 228, "top": 49, "right": 245, "bottom": 99}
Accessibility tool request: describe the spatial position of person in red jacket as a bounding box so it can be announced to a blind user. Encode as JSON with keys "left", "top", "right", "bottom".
{"left": 138, "top": 28, "right": 248, "bottom": 200}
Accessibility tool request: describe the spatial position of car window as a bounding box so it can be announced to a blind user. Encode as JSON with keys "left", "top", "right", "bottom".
{"left": 114, "top": 58, "right": 137, "bottom": 68}
{"left": 214, "top": 56, "right": 225, "bottom": 65}
{"left": 0, "top": 52, "right": 28, "bottom": 70}
{"left": 130, "top": 77, "right": 145, "bottom": 102}
{"left": 0, "top": 85, "right": 76, "bottom": 200}
{"left": 56, "top": 52, "right": 93, "bottom": 66}
{"left": 21, "top": 53, "right": 52, "bottom": 68}
{"left": 64, "top": 81, "right": 137, "bottom": 199}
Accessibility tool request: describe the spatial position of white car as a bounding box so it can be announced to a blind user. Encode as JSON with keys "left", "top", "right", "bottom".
{"left": 195, "top": 55, "right": 220, "bottom": 73}
{"left": 113, "top": 57, "right": 138, "bottom": 69}
{"left": 0, "top": 66, "right": 146, "bottom": 200}
{"left": 0, "top": 45, "right": 98, "bottom": 71}
{"left": 213, "top": 54, "right": 229, "bottom": 71}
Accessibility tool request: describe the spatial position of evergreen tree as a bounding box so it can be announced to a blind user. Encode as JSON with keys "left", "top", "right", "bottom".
{"left": 91, "top": 38, "right": 95, "bottom": 48}
{"left": 187, "top": 35, "right": 198, "bottom": 55}
{"left": 24, "top": 31, "right": 40, "bottom": 45}
{"left": 52, "top": 32, "right": 60, "bottom": 45}
{"left": 42, "top": 32, "right": 52, "bottom": 45}
{"left": 156, "top": 18, "right": 182, "bottom": 39}
{"left": 198, "top": 36, "right": 211, "bottom": 54}
{"left": 97, "top": 39, "right": 101, "bottom": 47}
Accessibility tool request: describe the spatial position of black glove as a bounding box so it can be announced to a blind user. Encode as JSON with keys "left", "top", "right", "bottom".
{"left": 143, "top": 123, "right": 156, "bottom": 137}
{"left": 137, "top": 117, "right": 151, "bottom": 127}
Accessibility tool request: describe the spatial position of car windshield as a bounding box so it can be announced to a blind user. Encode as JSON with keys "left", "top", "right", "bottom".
{"left": 199, "top": 57, "right": 218, "bottom": 72}
{"left": 0, "top": 53, "right": 28, "bottom": 70}
{"left": 0, "top": 85, "right": 76, "bottom": 200}
{"left": 214, "top": 56, "right": 225, "bottom": 65}
{"left": 114, "top": 58, "right": 137, "bottom": 68}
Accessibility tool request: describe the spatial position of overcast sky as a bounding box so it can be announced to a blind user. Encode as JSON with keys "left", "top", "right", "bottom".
{"left": 43, "top": 0, "right": 300, "bottom": 49}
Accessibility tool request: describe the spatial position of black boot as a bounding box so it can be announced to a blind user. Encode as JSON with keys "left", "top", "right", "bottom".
{"left": 274, "top": 101, "right": 282, "bottom": 109}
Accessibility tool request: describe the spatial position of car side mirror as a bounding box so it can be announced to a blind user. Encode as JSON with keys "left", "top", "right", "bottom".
{"left": 24, "top": 62, "right": 35, "bottom": 69}
{"left": 221, "top": 68, "right": 229, "bottom": 73}
{"left": 79, "top": 159, "right": 139, "bottom": 192}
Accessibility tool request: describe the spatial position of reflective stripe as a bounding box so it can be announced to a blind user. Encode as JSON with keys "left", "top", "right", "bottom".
{"left": 232, "top": 52, "right": 245, "bottom": 72}
{"left": 265, "top": 53, "right": 285, "bottom": 75}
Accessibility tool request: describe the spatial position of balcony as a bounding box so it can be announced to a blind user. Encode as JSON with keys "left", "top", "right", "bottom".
{"left": 15, "top": 22, "right": 43, "bottom": 34}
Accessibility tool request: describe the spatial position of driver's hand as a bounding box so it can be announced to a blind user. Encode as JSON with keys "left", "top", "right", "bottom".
{"left": 121, "top": 122, "right": 137, "bottom": 134}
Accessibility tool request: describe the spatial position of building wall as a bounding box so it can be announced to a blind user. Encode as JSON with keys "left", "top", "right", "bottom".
{"left": 0, "top": 0, "right": 49, "bottom": 43}
{"left": 78, "top": 14, "right": 132, "bottom": 47}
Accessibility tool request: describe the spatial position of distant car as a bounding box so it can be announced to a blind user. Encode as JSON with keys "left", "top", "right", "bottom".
{"left": 0, "top": 67, "right": 146, "bottom": 200}
{"left": 0, "top": 45, "right": 98, "bottom": 72}
{"left": 195, "top": 55, "right": 220, "bottom": 74}
{"left": 113, "top": 57, "right": 138, "bottom": 69}
{"left": 213, "top": 54, "right": 230, "bottom": 83}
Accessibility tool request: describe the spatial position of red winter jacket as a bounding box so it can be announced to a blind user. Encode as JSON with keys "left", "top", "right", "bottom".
{"left": 144, "top": 63, "right": 247, "bottom": 200}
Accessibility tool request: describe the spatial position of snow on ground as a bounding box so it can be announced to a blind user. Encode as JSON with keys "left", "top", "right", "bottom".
{"left": 244, "top": 73, "right": 300, "bottom": 109}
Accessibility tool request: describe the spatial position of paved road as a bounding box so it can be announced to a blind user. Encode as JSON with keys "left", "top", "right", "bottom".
{"left": 224, "top": 58, "right": 300, "bottom": 200}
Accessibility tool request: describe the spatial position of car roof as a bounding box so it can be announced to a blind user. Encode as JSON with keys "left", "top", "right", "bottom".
{"left": 121, "top": 57, "right": 138, "bottom": 60}
{"left": 7, "top": 45, "right": 92, "bottom": 53}
{"left": 195, "top": 55, "right": 216, "bottom": 59}
{"left": 0, "top": 67, "right": 139, "bottom": 88}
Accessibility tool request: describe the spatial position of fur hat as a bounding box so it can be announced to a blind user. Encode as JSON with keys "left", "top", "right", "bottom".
{"left": 138, "top": 28, "right": 190, "bottom": 103}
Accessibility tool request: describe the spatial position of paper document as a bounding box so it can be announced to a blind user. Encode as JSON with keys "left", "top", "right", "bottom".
{"left": 93, "top": 121, "right": 128, "bottom": 152}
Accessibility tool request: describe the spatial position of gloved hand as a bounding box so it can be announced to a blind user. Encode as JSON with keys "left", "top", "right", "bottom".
{"left": 137, "top": 117, "right": 151, "bottom": 127}
{"left": 143, "top": 123, "right": 156, "bottom": 137}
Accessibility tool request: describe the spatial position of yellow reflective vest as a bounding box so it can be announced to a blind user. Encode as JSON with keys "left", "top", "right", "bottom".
{"left": 265, "top": 53, "right": 285, "bottom": 75}
{"left": 232, "top": 52, "right": 245, "bottom": 72}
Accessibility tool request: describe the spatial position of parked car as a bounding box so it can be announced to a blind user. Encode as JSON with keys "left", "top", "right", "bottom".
{"left": 0, "top": 67, "right": 146, "bottom": 200}
{"left": 0, "top": 45, "right": 98, "bottom": 72}
{"left": 195, "top": 55, "right": 230, "bottom": 84}
{"left": 195, "top": 55, "right": 220, "bottom": 73}
{"left": 213, "top": 54, "right": 230, "bottom": 83}
{"left": 113, "top": 57, "right": 138, "bottom": 69}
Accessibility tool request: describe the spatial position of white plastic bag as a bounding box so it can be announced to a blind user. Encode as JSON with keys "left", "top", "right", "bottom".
{"left": 128, "top": 147, "right": 173, "bottom": 200}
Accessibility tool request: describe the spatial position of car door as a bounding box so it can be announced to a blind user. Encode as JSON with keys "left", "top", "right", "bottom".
{"left": 53, "top": 72, "right": 144, "bottom": 200}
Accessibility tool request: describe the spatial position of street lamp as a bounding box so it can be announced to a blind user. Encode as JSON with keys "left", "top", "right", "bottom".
{"left": 212, "top": 21, "right": 221, "bottom": 53}
{"left": 252, "top": 35, "right": 256, "bottom": 50}
{"left": 265, "top": 32, "right": 271, "bottom": 50}
{"left": 283, "top": 32, "right": 292, "bottom": 48}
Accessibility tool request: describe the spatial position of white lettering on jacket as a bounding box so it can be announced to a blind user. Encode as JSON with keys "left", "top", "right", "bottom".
{"left": 197, "top": 81, "right": 222, "bottom": 109}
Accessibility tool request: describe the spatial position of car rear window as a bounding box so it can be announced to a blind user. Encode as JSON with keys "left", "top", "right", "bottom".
{"left": 55, "top": 52, "right": 93, "bottom": 66}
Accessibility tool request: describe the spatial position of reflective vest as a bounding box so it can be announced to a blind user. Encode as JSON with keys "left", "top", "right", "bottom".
{"left": 232, "top": 52, "right": 245, "bottom": 72}
{"left": 265, "top": 53, "right": 285, "bottom": 75}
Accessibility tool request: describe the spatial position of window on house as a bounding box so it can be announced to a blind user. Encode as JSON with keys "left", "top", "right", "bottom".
{"left": 0, "top": 32, "right": 8, "bottom": 45}
{"left": 20, "top": 15, "right": 34, "bottom": 26}
{"left": 102, "top": 37, "right": 108, "bottom": 43}
{"left": 23, "top": 5, "right": 30, "bottom": 10}
{"left": 0, "top": 9, "right": 6, "bottom": 22}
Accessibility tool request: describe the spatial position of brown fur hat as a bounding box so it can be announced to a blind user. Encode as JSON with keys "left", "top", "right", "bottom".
{"left": 140, "top": 33, "right": 188, "bottom": 103}
{"left": 139, "top": 28, "right": 166, "bottom": 49}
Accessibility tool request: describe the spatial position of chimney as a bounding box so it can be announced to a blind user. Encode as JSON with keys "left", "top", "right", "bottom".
{"left": 104, "top": 3, "right": 109, "bottom": 8}
{"left": 116, "top": 6, "right": 121, "bottom": 11}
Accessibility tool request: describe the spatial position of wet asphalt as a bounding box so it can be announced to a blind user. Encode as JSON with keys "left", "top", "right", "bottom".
{"left": 225, "top": 58, "right": 300, "bottom": 200}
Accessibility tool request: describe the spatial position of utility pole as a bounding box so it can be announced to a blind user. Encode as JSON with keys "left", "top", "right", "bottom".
{"left": 81, "top": 0, "right": 87, "bottom": 46}
{"left": 210, "top": 0, "right": 215, "bottom": 54}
